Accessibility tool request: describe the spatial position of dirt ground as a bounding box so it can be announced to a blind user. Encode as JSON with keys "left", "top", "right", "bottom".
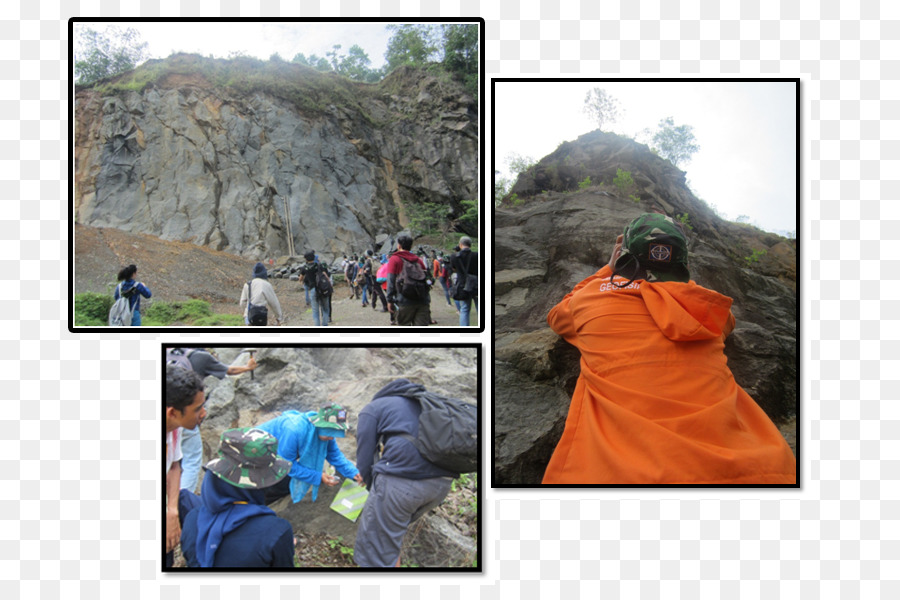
{"left": 73, "top": 224, "right": 476, "bottom": 327}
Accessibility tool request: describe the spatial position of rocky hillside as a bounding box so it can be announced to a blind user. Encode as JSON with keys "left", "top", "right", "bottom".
{"left": 188, "top": 346, "right": 479, "bottom": 567}
{"left": 495, "top": 130, "right": 797, "bottom": 485}
{"left": 73, "top": 54, "right": 478, "bottom": 262}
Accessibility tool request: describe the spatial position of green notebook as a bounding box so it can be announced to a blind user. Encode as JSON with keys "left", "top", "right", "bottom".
{"left": 329, "top": 479, "right": 369, "bottom": 522}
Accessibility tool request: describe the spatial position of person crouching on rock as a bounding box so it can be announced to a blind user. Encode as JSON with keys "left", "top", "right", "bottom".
{"left": 115, "top": 264, "right": 152, "bottom": 326}
{"left": 542, "top": 213, "right": 796, "bottom": 485}
{"left": 179, "top": 427, "right": 296, "bottom": 567}
{"left": 256, "top": 404, "right": 363, "bottom": 505}
{"left": 240, "top": 262, "right": 283, "bottom": 326}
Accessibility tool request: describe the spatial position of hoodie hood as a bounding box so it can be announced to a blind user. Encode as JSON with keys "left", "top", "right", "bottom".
{"left": 639, "top": 280, "right": 735, "bottom": 341}
{"left": 194, "top": 471, "right": 273, "bottom": 567}
{"left": 372, "top": 378, "right": 426, "bottom": 400}
{"left": 393, "top": 250, "right": 419, "bottom": 262}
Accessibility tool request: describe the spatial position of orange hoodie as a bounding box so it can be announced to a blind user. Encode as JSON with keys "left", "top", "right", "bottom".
{"left": 542, "top": 266, "right": 796, "bottom": 485}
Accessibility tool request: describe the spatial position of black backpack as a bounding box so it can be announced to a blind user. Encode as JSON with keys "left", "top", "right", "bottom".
{"left": 399, "top": 391, "right": 478, "bottom": 474}
{"left": 452, "top": 252, "right": 478, "bottom": 301}
{"left": 397, "top": 256, "right": 430, "bottom": 301}
{"left": 246, "top": 279, "right": 268, "bottom": 325}
{"left": 315, "top": 265, "right": 333, "bottom": 297}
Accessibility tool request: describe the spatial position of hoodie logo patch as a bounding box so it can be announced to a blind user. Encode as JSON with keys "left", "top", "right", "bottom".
{"left": 648, "top": 243, "right": 673, "bottom": 262}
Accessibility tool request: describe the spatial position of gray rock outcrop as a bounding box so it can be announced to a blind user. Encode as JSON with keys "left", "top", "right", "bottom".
{"left": 74, "top": 55, "right": 478, "bottom": 262}
{"left": 495, "top": 130, "right": 797, "bottom": 485}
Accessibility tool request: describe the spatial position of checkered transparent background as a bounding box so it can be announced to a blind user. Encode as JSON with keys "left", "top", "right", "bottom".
{"left": 2, "top": 0, "right": 889, "bottom": 597}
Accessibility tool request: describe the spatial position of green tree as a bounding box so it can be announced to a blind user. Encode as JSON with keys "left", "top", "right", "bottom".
{"left": 441, "top": 24, "right": 478, "bottom": 97}
{"left": 505, "top": 152, "right": 536, "bottom": 178}
{"left": 494, "top": 170, "right": 511, "bottom": 206}
{"left": 384, "top": 24, "right": 439, "bottom": 71}
{"left": 652, "top": 116, "right": 700, "bottom": 167}
{"left": 337, "top": 44, "right": 382, "bottom": 82}
{"left": 583, "top": 88, "right": 621, "bottom": 130}
{"left": 74, "top": 26, "right": 149, "bottom": 85}
{"left": 293, "top": 52, "right": 333, "bottom": 72}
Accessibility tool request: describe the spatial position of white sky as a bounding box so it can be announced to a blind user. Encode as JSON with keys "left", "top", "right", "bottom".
{"left": 494, "top": 80, "right": 797, "bottom": 235}
{"left": 74, "top": 21, "right": 396, "bottom": 69}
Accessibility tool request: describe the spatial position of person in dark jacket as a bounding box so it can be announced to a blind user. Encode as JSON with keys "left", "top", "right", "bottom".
{"left": 114, "top": 264, "right": 152, "bottom": 326}
{"left": 385, "top": 234, "right": 432, "bottom": 326}
{"left": 180, "top": 427, "right": 295, "bottom": 568}
{"left": 299, "top": 251, "right": 331, "bottom": 326}
{"left": 450, "top": 236, "right": 478, "bottom": 326}
{"left": 353, "top": 378, "right": 456, "bottom": 567}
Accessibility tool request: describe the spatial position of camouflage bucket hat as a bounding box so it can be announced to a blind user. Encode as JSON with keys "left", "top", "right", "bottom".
{"left": 613, "top": 213, "right": 690, "bottom": 283}
{"left": 308, "top": 403, "right": 349, "bottom": 437}
{"left": 204, "top": 427, "right": 291, "bottom": 489}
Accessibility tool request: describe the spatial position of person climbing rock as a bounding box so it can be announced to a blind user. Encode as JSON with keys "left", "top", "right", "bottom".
{"left": 542, "top": 213, "right": 796, "bottom": 485}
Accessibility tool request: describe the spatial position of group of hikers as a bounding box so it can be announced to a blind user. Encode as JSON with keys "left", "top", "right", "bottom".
{"left": 337, "top": 234, "right": 479, "bottom": 327}
{"left": 112, "top": 234, "right": 478, "bottom": 327}
{"left": 165, "top": 348, "right": 474, "bottom": 568}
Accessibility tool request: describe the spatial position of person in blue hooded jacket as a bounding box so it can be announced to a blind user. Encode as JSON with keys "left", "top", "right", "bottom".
{"left": 353, "top": 378, "right": 457, "bottom": 567}
{"left": 114, "top": 264, "right": 152, "bottom": 326}
{"left": 180, "top": 427, "right": 295, "bottom": 568}
{"left": 256, "top": 404, "right": 362, "bottom": 505}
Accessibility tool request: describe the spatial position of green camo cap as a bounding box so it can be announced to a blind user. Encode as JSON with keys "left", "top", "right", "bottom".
{"left": 614, "top": 213, "right": 690, "bottom": 283}
{"left": 204, "top": 427, "right": 291, "bottom": 489}
{"left": 309, "top": 403, "right": 349, "bottom": 437}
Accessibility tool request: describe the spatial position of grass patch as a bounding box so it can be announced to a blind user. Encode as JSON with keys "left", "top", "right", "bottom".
{"left": 73, "top": 293, "right": 239, "bottom": 326}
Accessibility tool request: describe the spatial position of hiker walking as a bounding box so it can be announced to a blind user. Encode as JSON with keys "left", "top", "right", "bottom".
{"left": 114, "top": 264, "right": 152, "bottom": 326}
{"left": 385, "top": 234, "right": 432, "bottom": 326}
{"left": 299, "top": 251, "right": 331, "bottom": 326}
{"left": 239, "top": 262, "right": 283, "bottom": 326}
{"left": 450, "top": 237, "right": 478, "bottom": 326}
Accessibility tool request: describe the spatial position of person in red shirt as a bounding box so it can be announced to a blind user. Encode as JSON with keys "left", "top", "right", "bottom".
{"left": 385, "top": 234, "right": 432, "bottom": 326}
{"left": 543, "top": 213, "right": 796, "bottom": 485}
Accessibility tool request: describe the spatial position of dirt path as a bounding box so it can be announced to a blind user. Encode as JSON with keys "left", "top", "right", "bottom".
{"left": 75, "top": 224, "right": 478, "bottom": 327}
{"left": 244, "top": 278, "right": 475, "bottom": 328}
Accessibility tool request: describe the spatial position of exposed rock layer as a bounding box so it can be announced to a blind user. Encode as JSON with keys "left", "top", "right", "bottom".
{"left": 74, "top": 56, "right": 478, "bottom": 262}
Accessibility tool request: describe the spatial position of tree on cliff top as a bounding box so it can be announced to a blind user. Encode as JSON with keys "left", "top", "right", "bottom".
{"left": 652, "top": 116, "right": 700, "bottom": 167}
{"left": 583, "top": 88, "right": 622, "bottom": 131}
{"left": 74, "top": 26, "right": 149, "bottom": 85}
{"left": 384, "top": 24, "right": 479, "bottom": 98}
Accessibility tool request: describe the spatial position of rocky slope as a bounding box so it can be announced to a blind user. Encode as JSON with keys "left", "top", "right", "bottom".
{"left": 187, "top": 346, "right": 479, "bottom": 567}
{"left": 494, "top": 130, "right": 797, "bottom": 485}
{"left": 73, "top": 54, "right": 478, "bottom": 262}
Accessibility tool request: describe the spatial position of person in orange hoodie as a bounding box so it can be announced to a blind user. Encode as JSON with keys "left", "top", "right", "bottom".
{"left": 543, "top": 213, "right": 796, "bottom": 485}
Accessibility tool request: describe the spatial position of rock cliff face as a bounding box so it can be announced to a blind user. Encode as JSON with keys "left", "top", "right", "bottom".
{"left": 73, "top": 55, "right": 478, "bottom": 261}
{"left": 494, "top": 130, "right": 797, "bottom": 485}
{"left": 193, "top": 346, "right": 479, "bottom": 566}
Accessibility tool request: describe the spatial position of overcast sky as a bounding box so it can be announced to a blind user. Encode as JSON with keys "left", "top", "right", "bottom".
{"left": 74, "top": 21, "right": 396, "bottom": 69}
{"left": 494, "top": 80, "right": 797, "bottom": 236}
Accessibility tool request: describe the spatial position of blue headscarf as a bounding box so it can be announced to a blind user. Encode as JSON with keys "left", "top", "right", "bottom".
{"left": 194, "top": 472, "right": 275, "bottom": 567}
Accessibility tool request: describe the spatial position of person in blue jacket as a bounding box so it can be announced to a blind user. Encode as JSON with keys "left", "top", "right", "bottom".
{"left": 180, "top": 427, "right": 295, "bottom": 568}
{"left": 257, "top": 404, "right": 363, "bottom": 504}
{"left": 114, "top": 264, "right": 152, "bottom": 326}
{"left": 353, "top": 378, "right": 457, "bottom": 567}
